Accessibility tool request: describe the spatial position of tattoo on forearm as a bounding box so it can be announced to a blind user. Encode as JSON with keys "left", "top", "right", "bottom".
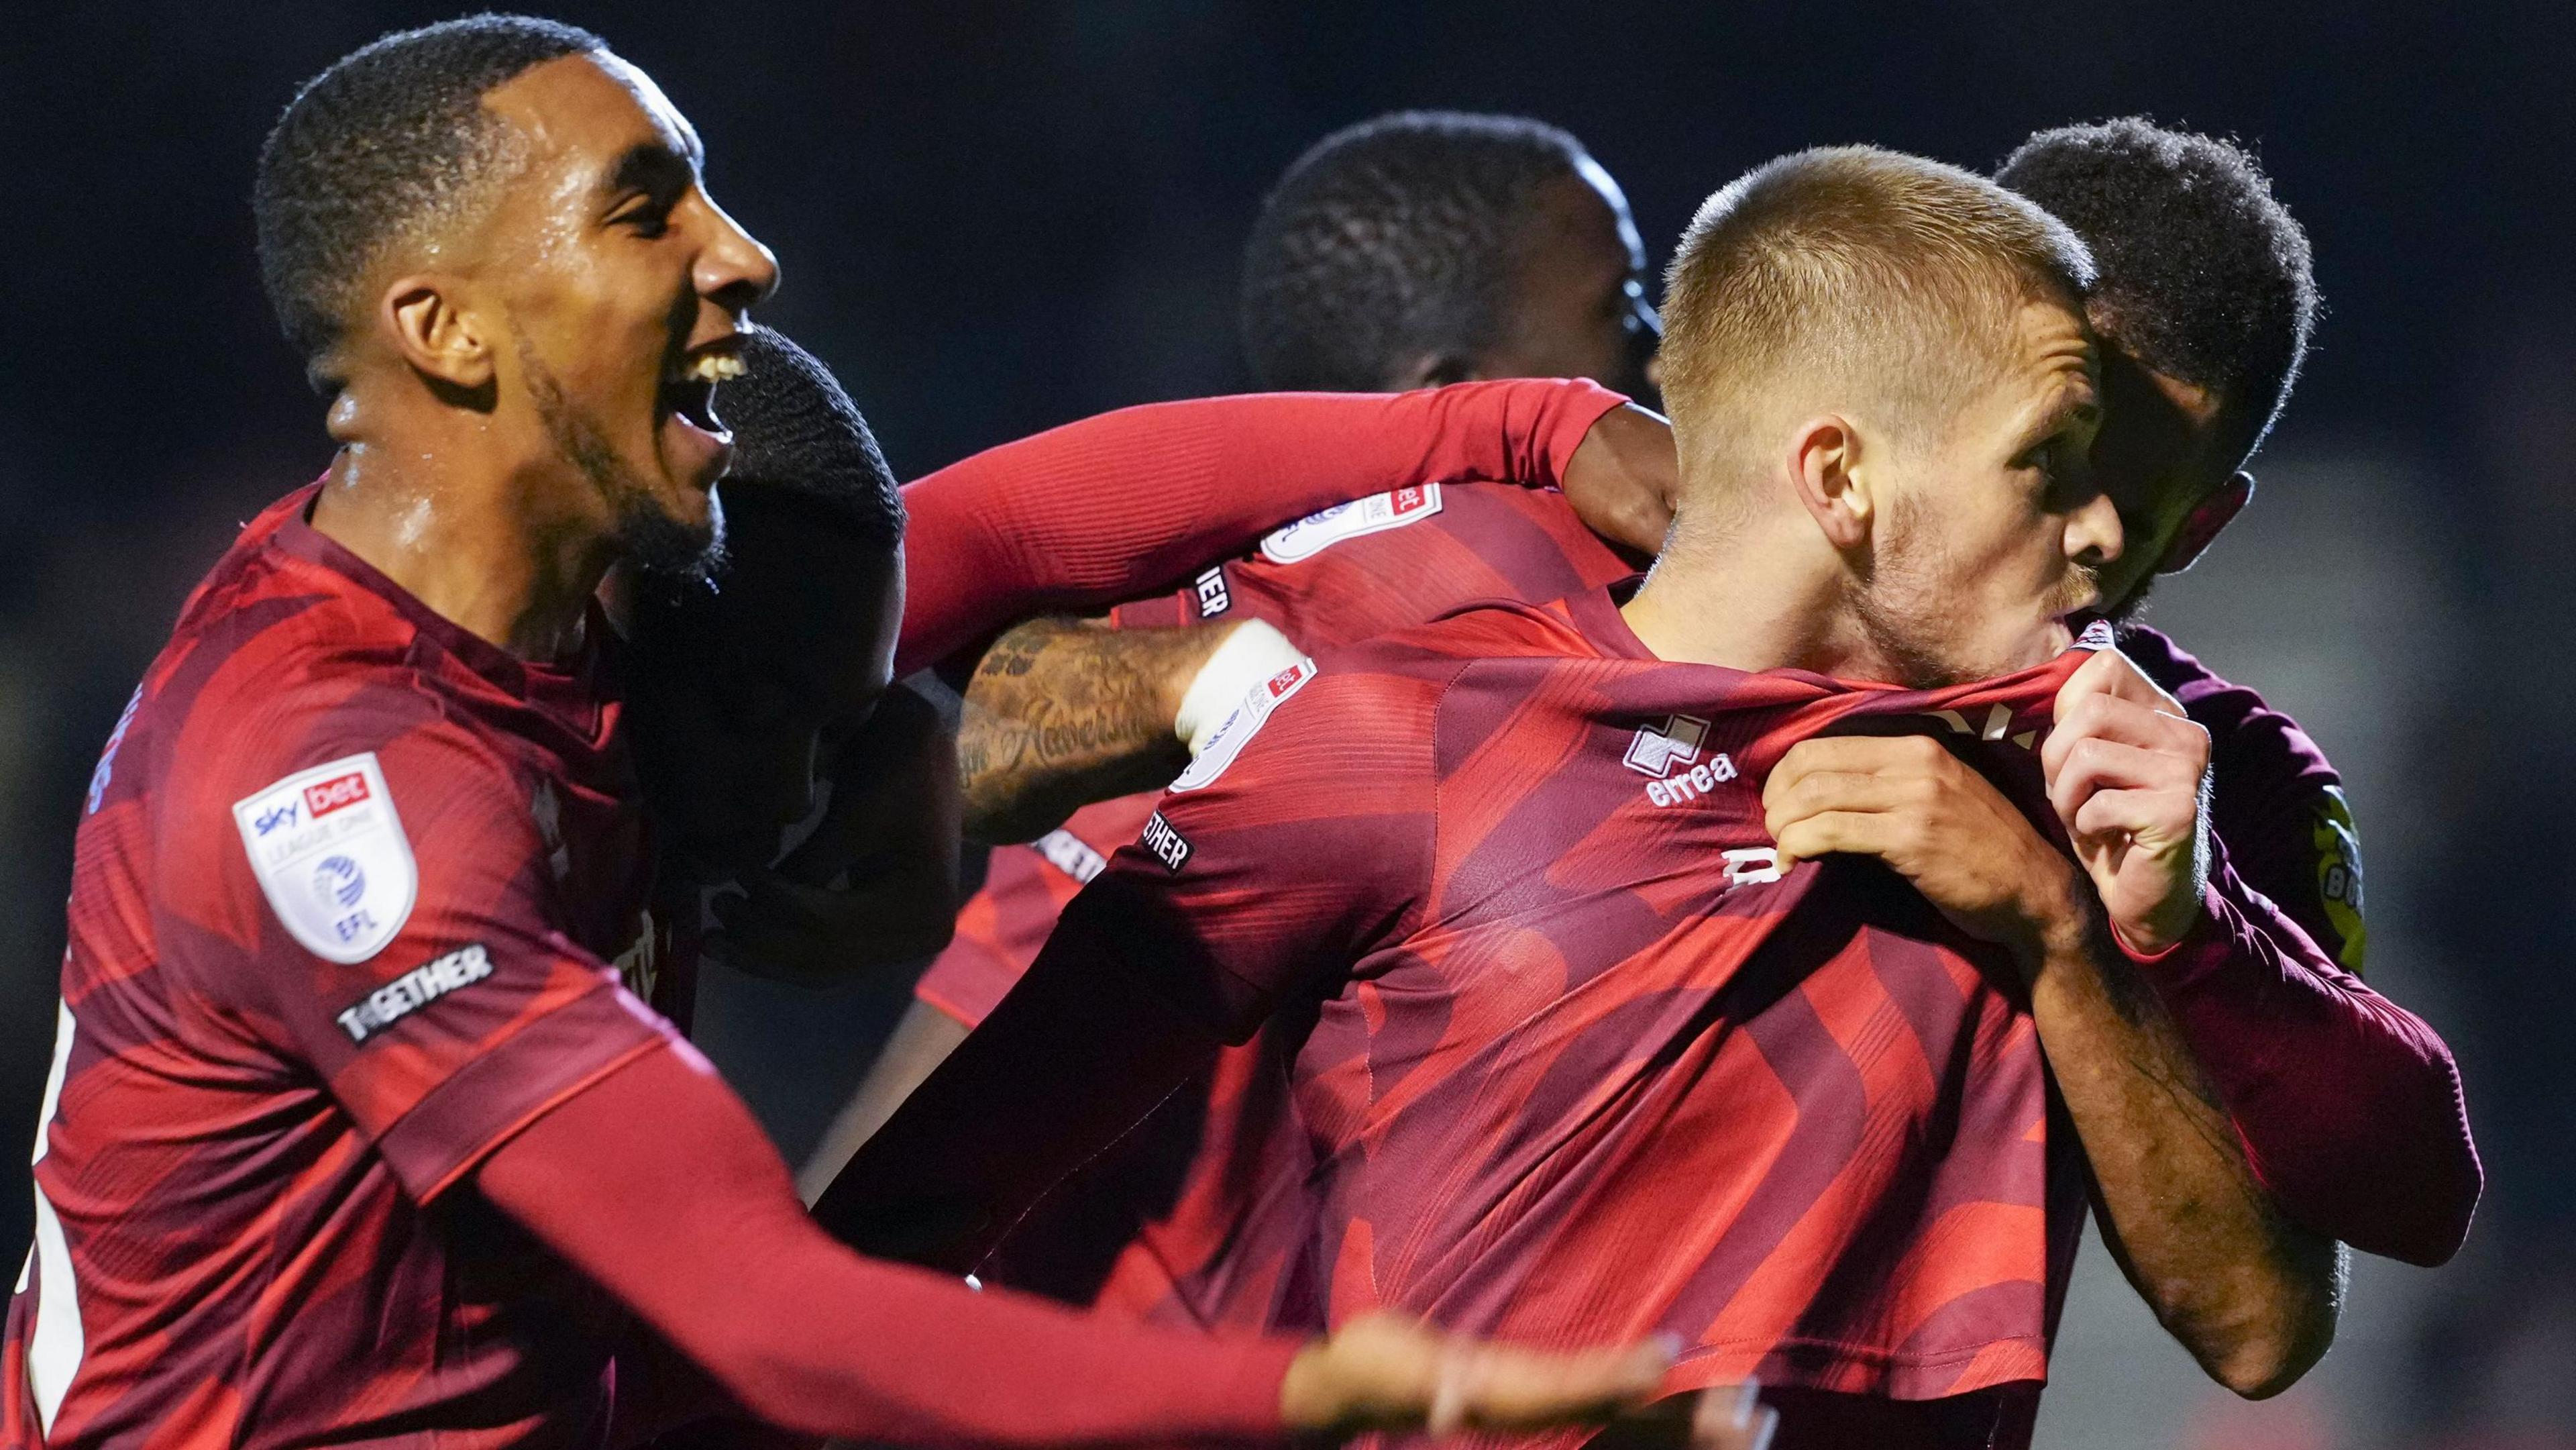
{"left": 955, "top": 617, "right": 1224, "bottom": 840}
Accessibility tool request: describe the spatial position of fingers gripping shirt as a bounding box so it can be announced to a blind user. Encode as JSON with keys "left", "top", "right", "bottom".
{"left": 4, "top": 486, "right": 672, "bottom": 1448}
{"left": 848, "top": 590, "right": 2107, "bottom": 1416}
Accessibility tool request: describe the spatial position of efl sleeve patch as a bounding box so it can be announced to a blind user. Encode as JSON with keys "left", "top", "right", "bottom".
{"left": 1257, "top": 484, "right": 1444, "bottom": 564}
{"left": 233, "top": 752, "right": 419, "bottom": 965}
{"left": 1168, "top": 657, "right": 1317, "bottom": 793}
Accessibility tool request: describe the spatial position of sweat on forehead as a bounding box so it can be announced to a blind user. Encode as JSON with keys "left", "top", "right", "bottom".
{"left": 1656, "top": 146, "right": 2096, "bottom": 464}
{"left": 252, "top": 14, "right": 608, "bottom": 368}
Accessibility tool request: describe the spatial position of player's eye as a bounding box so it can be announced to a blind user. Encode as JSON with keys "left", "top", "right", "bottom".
{"left": 610, "top": 195, "right": 675, "bottom": 238}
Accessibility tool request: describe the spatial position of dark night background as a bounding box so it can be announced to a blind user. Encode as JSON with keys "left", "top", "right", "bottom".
{"left": 5, "top": 3, "right": 2571, "bottom": 1443}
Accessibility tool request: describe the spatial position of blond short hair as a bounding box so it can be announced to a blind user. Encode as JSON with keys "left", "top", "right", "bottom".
{"left": 1658, "top": 146, "right": 2094, "bottom": 480}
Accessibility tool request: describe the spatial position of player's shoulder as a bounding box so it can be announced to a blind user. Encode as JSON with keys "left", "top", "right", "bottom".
{"left": 155, "top": 544, "right": 519, "bottom": 825}
{"left": 1326, "top": 590, "right": 1593, "bottom": 672}
{"left": 1168, "top": 592, "right": 1601, "bottom": 800}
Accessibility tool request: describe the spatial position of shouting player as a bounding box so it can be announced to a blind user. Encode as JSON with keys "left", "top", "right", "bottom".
{"left": 1, "top": 19, "right": 1751, "bottom": 1447}
{"left": 822, "top": 148, "right": 2355, "bottom": 1447}
{"left": 804, "top": 113, "right": 2474, "bottom": 1288}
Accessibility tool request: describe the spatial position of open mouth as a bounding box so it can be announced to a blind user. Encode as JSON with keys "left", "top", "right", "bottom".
{"left": 661, "top": 342, "right": 745, "bottom": 439}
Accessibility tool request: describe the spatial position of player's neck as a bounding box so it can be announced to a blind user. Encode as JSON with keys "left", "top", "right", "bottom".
{"left": 1619, "top": 516, "right": 1913, "bottom": 683}
{"left": 309, "top": 435, "right": 614, "bottom": 663}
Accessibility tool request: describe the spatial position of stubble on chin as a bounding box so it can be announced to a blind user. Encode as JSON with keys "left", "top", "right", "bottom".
{"left": 515, "top": 330, "right": 723, "bottom": 582}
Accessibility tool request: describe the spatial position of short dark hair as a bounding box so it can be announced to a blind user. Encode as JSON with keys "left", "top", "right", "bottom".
{"left": 719, "top": 325, "right": 904, "bottom": 550}
{"left": 1240, "top": 111, "right": 1588, "bottom": 391}
{"left": 1997, "top": 118, "right": 2318, "bottom": 455}
{"left": 254, "top": 13, "right": 602, "bottom": 370}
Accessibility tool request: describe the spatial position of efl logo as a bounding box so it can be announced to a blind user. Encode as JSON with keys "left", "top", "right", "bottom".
{"left": 1623, "top": 715, "right": 1710, "bottom": 778}
{"left": 1140, "top": 812, "right": 1193, "bottom": 872}
{"left": 1193, "top": 566, "right": 1232, "bottom": 619}
{"left": 303, "top": 772, "right": 372, "bottom": 819}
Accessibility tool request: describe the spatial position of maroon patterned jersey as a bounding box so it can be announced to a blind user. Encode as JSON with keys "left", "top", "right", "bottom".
{"left": 916, "top": 480, "right": 1636, "bottom": 1026}
{"left": 3, "top": 487, "right": 678, "bottom": 1447}
{"left": 949, "top": 592, "right": 2110, "bottom": 1420}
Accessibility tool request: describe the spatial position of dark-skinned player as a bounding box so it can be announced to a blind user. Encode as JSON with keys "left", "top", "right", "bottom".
{"left": 0, "top": 19, "right": 1752, "bottom": 1448}
{"left": 824, "top": 148, "right": 2335, "bottom": 1447}
{"left": 791, "top": 117, "right": 2474, "bottom": 1292}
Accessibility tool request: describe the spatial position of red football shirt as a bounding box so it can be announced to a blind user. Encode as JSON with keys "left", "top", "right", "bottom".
{"left": 837, "top": 594, "right": 2114, "bottom": 1444}
{"left": 3, "top": 488, "right": 677, "bottom": 1447}
{"left": 917, "top": 480, "right": 1638, "bottom": 1026}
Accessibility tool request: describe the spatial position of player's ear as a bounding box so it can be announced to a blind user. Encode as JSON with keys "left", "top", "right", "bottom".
{"left": 380, "top": 274, "right": 498, "bottom": 404}
{"left": 2157, "top": 470, "right": 2253, "bottom": 574}
{"left": 1786, "top": 414, "right": 1870, "bottom": 550}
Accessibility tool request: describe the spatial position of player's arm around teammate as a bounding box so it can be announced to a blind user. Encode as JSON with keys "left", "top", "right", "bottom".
{"left": 1763, "top": 648, "right": 2340, "bottom": 1397}
{"left": 928, "top": 399, "right": 1675, "bottom": 847}
{"left": 893, "top": 383, "right": 1675, "bottom": 678}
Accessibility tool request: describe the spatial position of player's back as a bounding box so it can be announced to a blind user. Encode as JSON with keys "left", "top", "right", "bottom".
{"left": 7, "top": 488, "right": 671, "bottom": 1447}
{"left": 922, "top": 481, "right": 1633, "bottom": 1026}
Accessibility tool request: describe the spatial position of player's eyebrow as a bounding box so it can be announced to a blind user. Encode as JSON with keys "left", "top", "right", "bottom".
{"left": 601, "top": 140, "right": 696, "bottom": 205}
{"left": 2020, "top": 374, "right": 2102, "bottom": 450}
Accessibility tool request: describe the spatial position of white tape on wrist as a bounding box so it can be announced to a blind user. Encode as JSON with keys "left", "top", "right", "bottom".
{"left": 1175, "top": 619, "right": 1306, "bottom": 757}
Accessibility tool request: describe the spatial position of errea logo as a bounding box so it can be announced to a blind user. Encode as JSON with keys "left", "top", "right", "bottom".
{"left": 1624, "top": 714, "right": 1709, "bottom": 777}
{"left": 1625, "top": 715, "right": 1739, "bottom": 807}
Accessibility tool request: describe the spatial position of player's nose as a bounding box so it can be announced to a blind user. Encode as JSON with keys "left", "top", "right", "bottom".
{"left": 696, "top": 193, "right": 780, "bottom": 317}
{"left": 2066, "top": 487, "right": 2125, "bottom": 568}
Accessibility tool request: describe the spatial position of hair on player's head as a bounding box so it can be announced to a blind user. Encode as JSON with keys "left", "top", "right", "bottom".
{"left": 717, "top": 326, "right": 905, "bottom": 551}
{"left": 1240, "top": 111, "right": 1590, "bottom": 391}
{"left": 1658, "top": 146, "right": 2094, "bottom": 487}
{"left": 1997, "top": 118, "right": 2316, "bottom": 458}
{"left": 254, "top": 13, "right": 604, "bottom": 376}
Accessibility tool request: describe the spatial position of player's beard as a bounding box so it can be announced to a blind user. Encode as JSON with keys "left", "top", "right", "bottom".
{"left": 1851, "top": 497, "right": 2101, "bottom": 688}
{"left": 1849, "top": 495, "right": 1967, "bottom": 690}
{"left": 518, "top": 335, "right": 727, "bottom": 585}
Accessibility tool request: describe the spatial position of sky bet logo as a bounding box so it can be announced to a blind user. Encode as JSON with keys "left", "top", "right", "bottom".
{"left": 304, "top": 770, "right": 372, "bottom": 817}
{"left": 260, "top": 771, "right": 371, "bottom": 837}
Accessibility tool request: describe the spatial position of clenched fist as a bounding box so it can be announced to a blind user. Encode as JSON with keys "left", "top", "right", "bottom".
{"left": 1762, "top": 732, "right": 2085, "bottom": 960}
{"left": 2041, "top": 648, "right": 2212, "bottom": 955}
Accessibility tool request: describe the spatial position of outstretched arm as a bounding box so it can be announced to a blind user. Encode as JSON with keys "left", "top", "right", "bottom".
{"left": 896, "top": 385, "right": 1667, "bottom": 675}
{"left": 480, "top": 1043, "right": 1690, "bottom": 1447}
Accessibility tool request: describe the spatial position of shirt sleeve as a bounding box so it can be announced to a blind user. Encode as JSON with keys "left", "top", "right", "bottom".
{"left": 180, "top": 690, "right": 670, "bottom": 1204}
{"left": 2116, "top": 629, "right": 2479, "bottom": 1264}
{"left": 482, "top": 1044, "right": 1302, "bottom": 1449}
{"left": 2127, "top": 624, "right": 2364, "bottom": 969}
{"left": 894, "top": 380, "right": 1627, "bottom": 675}
{"left": 814, "top": 653, "right": 1446, "bottom": 1272}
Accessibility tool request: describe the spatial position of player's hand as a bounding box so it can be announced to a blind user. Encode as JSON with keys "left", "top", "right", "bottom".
{"left": 1562, "top": 403, "right": 1676, "bottom": 556}
{"left": 2041, "top": 648, "right": 2212, "bottom": 955}
{"left": 709, "top": 686, "right": 961, "bottom": 983}
{"left": 1763, "top": 734, "right": 2087, "bottom": 963}
{"left": 1280, "top": 1312, "right": 1768, "bottom": 1447}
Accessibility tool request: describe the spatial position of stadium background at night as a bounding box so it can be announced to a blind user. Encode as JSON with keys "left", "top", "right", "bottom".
{"left": 5, "top": 4, "right": 2569, "bottom": 1443}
